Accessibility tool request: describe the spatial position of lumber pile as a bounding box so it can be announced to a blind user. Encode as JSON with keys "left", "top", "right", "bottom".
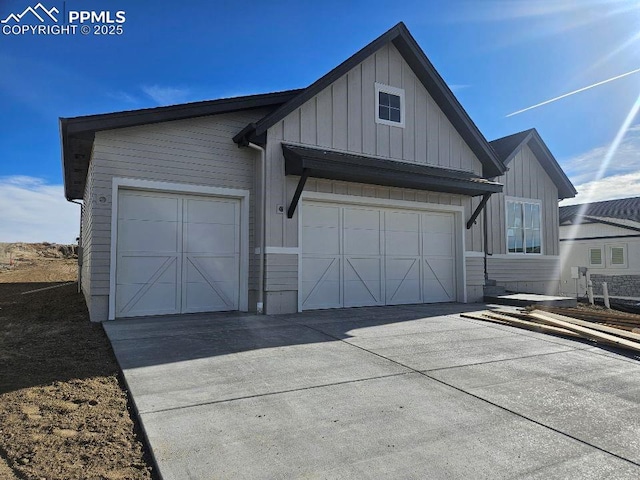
{"left": 461, "top": 307, "right": 640, "bottom": 354}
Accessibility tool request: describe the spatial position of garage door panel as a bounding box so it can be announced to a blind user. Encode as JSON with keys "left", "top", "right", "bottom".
{"left": 301, "top": 257, "right": 341, "bottom": 309}
{"left": 184, "top": 256, "right": 238, "bottom": 282}
{"left": 424, "top": 258, "right": 456, "bottom": 302}
{"left": 184, "top": 282, "right": 236, "bottom": 312}
{"left": 118, "top": 219, "right": 179, "bottom": 253}
{"left": 301, "top": 201, "right": 458, "bottom": 310}
{"left": 185, "top": 198, "right": 237, "bottom": 225}
{"left": 303, "top": 204, "right": 340, "bottom": 227}
{"left": 344, "top": 257, "right": 383, "bottom": 306}
{"left": 184, "top": 223, "right": 238, "bottom": 253}
{"left": 423, "top": 213, "right": 454, "bottom": 232}
{"left": 344, "top": 229, "right": 381, "bottom": 255}
{"left": 118, "top": 193, "right": 179, "bottom": 221}
{"left": 116, "top": 190, "right": 241, "bottom": 318}
{"left": 385, "top": 257, "right": 421, "bottom": 305}
{"left": 116, "top": 255, "right": 178, "bottom": 284}
{"left": 343, "top": 207, "right": 381, "bottom": 229}
{"left": 116, "top": 283, "right": 180, "bottom": 316}
{"left": 385, "top": 231, "right": 420, "bottom": 256}
{"left": 302, "top": 226, "right": 340, "bottom": 255}
{"left": 423, "top": 234, "right": 454, "bottom": 257}
{"left": 385, "top": 211, "right": 420, "bottom": 231}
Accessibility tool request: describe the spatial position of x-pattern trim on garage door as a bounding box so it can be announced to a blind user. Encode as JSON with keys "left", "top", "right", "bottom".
{"left": 115, "top": 190, "right": 241, "bottom": 318}
{"left": 301, "top": 201, "right": 457, "bottom": 310}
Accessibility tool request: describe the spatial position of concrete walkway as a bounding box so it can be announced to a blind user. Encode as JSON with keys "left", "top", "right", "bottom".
{"left": 104, "top": 304, "right": 640, "bottom": 479}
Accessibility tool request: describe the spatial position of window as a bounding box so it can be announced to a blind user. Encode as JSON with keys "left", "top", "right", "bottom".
{"left": 607, "top": 244, "right": 627, "bottom": 268}
{"left": 589, "top": 247, "right": 603, "bottom": 267}
{"left": 375, "top": 83, "right": 404, "bottom": 127}
{"left": 506, "top": 199, "right": 541, "bottom": 254}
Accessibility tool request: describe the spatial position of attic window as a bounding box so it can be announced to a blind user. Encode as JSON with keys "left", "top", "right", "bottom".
{"left": 375, "top": 83, "right": 404, "bottom": 127}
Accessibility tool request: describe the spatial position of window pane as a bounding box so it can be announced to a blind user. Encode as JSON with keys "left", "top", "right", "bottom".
{"left": 507, "top": 202, "right": 516, "bottom": 228}
{"left": 508, "top": 228, "right": 524, "bottom": 253}
{"left": 531, "top": 204, "right": 540, "bottom": 229}
{"left": 526, "top": 230, "right": 541, "bottom": 254}
{"left": 388, "top": 93, "right": 401, "bottom": 109}
{"left": 389, "top": 108, "right": 401, "bottom": 122}
{"left": 611, "top": 247, "right": 625, "bottom": 265}
{"left": 590, "top": 248, "right": 602, "bottom": 265}
{"left": 524, "top": 203, "right": 532, "bottom": 228}
{"left": 379, "top": 92, "right": 390, "bottom": 107}
{"left": 379, "top": 106, "right": 390, "bottom": 120}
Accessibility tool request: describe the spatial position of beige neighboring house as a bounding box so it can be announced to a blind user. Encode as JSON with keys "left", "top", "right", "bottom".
{"left": 59, "top": 23, "right": 576, "bottom": 322}
{"left": 559, "top": 197, "right": 640, "bottom": 300}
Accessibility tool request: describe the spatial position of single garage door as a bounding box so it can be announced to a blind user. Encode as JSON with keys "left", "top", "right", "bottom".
{"left": 301, "top": 201, "right": 457, "bottom": 310}
{"left": 115, "top": 190, "right": 240, "bottom": 318}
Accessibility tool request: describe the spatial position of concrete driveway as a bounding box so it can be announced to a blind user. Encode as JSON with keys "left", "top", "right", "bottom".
{"left": 104, "top": 304, "right": 640, "bottom": 479}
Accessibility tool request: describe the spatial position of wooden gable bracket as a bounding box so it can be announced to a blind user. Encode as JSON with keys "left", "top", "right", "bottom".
{"left": 466, "top": 193, "right": 492, "bottom": 229}
{"left": 287, "top": 169, "right": 309, "bottom": 218}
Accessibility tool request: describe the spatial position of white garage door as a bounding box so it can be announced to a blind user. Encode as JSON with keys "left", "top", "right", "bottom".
{"left": 301, "top": 201, "right": 457, "bottom": 310}
{"left": 115, "top": 190, "right": 240, "bottom": 318}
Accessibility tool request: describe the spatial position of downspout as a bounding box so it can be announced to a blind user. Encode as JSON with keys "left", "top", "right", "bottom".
{"left": 67, "top": 199, "right": 83, "bottom": 293}
{"left": 483, "top": 201, "right": 488, "bottom": 283}
{"left": 247, "top": 142, "right": 266, "bottom": 314}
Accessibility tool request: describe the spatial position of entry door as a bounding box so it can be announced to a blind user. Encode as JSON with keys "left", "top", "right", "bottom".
{"left": 115, "top": 190, "right": 240, "bottom": 318}
{"left": 301, "top": 201, "right": 457, "bottom": 310}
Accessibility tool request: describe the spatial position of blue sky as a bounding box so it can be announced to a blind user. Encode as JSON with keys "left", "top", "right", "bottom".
{"left": 1, "top": 0, "right": 639, "bottom": 242}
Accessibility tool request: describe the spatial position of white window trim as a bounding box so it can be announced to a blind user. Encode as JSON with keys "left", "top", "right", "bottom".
{"left": 605, "top": 243, "right": 627, "bottom": 268}
{"left": 588, "top": 246, "right": 604, "bottom": 268}
{"left": 505, "top": 196, "right": 543, "bottom": 255}
{"left": 375, "top": 82, "right": 405, "bottom": 128}
{"left": 108, "top": 177, "right": 250, "bottom": 320}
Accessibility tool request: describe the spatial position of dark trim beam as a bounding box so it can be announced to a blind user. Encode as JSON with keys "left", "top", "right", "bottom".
{"left": 283, "top": 144, "right": 503, "bottom": 198}
{"left": 287, "top": 169, "right": 309, "bottom": 218}
{"left": 466, "top": 193, "right": 491, "bottom": 229}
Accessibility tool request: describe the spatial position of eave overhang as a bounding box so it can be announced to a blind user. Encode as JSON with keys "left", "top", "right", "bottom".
{"left": 60, "top": 89, "right": 302, "bottom": 200}
{"left": 282, "top": 144, "right": 503, "bottom": 197}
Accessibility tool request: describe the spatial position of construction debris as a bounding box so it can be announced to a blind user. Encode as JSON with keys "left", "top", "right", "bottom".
{"left": 461, "top": 306, "right": 640, "bottom": 355}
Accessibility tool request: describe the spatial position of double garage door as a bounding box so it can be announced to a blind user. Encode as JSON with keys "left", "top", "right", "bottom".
{"left": 301, "top": 201, "right": 458, "bottom": 310}
{"left": 115, "top": 190, "right": 241, "bottom": 318}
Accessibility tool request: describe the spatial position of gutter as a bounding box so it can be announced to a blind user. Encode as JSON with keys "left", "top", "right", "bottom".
{"left": 247, "top": 142, "right": 266, "bottom": 314}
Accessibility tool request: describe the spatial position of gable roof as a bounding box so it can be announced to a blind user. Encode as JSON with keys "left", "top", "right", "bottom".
{"left": 559, "top": 197, "right": 640, "bottom": 224}
{"left": 60, "top": 89, "right": 302, "bottom": 200}
{"left": 489, "top": 128, "right": 577, "bottom": 200}
{"left": 233, "top": 22, "right": 506, "bottom": 179}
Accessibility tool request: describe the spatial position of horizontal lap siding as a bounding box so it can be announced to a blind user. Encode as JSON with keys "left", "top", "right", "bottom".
{"left": 465, "top": 256, "right": 484, "bottom": 286}
{"left": 84, "top": 110, "right": 269, "bottom": 318}
{"left": 265, "top": 254, "right": 298, "bottom": 291}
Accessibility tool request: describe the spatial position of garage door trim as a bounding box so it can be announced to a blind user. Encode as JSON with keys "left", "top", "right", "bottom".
{"left": 298, "top": 191, "right": 467, "bottom": 311}
{"left": 108, "top": 178, "right": 250, "bottom": 320}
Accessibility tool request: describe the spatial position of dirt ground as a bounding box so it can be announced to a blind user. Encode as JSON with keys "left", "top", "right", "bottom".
{"left": 0, "top": 245, "right": 156, "bottom": 479}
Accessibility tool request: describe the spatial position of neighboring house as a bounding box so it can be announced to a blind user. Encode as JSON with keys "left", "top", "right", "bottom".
{"left": 559, "top": 197, "right": 640, "bottom": 299}
{"left": 60, "top": 22, "right": 576, "bottom": 322}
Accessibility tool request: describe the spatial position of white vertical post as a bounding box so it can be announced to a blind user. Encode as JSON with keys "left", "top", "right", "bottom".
{"left": 587, "top": 280, "right": 594, "bottom": 305}
{"left": 602, "top": 282, "right": 610, "bottom": 309}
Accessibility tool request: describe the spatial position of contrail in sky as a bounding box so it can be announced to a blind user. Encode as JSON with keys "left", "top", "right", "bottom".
{"left": 506, "top": 67, "right": 640, "bottom": 117}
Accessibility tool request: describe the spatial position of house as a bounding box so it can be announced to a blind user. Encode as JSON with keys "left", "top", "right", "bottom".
{"left": 60, "top": 22, "right": 576, "bottom": 321}
{"left": 487, "top": 129, "right": 576, "bottom": 295}
{"left": 558, "top": 197, "right": 640, "bottom": 299}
